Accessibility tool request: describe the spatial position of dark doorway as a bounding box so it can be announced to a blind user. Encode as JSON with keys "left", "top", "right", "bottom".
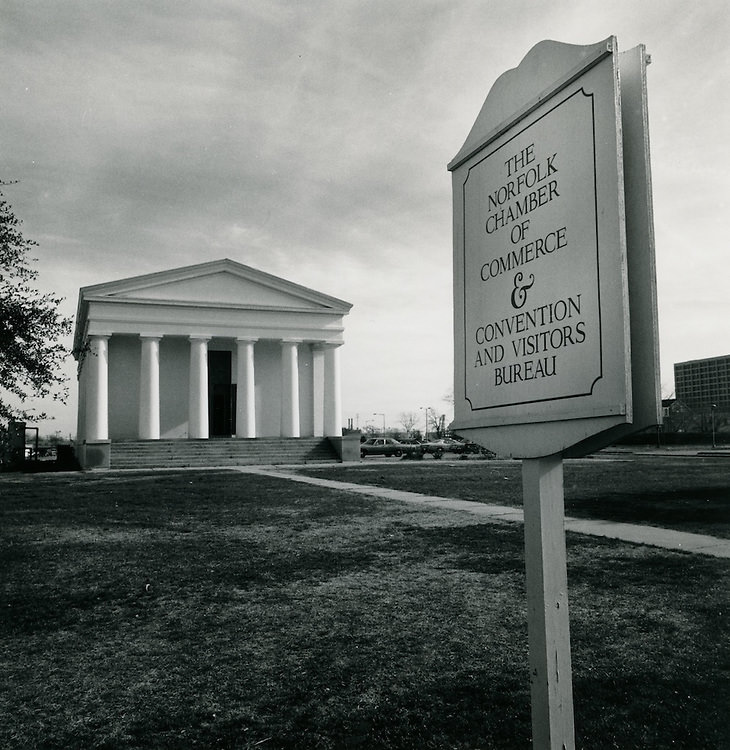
{"left": 208, "top": 350, "right": 236, "bottom": 436}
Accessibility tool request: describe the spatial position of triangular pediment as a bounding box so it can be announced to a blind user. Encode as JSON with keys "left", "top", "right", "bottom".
{"left": 80, "top": 259, "right": 352, "bottom": 312}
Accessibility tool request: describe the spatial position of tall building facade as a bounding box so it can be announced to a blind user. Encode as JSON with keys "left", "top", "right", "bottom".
{"left": 674, "top": 355, "right": 730, "bottom": 408}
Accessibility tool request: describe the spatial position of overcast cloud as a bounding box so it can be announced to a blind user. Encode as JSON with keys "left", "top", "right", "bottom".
{"left": 2, "top": 0, "right": 728, "bottom": 436}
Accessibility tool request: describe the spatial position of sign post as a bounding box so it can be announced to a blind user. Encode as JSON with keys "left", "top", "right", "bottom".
{"left": 448, "top": 38, "right": 660, "bottom": 748}
{"left": 522, "top": 455, "right": 574, "bottom": 748}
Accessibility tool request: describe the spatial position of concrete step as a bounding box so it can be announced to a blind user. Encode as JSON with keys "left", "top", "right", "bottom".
{"left": 110, "top": 437, "right": 339, "bottom": 469}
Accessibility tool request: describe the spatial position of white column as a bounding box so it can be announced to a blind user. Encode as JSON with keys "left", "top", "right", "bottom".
{"left": 85, "top": 335, "right": 109, "bottom": 441}
{"left": 189, "top": 336, "right": 210, "bottom": 439}
{"left": 312, "top": 344, "right": 325, "bottom": 437}
{"left": 236, "top": 338, "right": 257, "bottom": 438}
{"left": 324, "top": 343, "right": 342, "bottom": 437}
{"left": 139, "top": 335, "right": 161, "bottom": 440}
{"left": 280, "top": 340, "right": 300, "bottom": 438}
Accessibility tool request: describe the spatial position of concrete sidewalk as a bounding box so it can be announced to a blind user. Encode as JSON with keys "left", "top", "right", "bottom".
{"left": 237, "top": 466, "right": 730, "bottom": 559}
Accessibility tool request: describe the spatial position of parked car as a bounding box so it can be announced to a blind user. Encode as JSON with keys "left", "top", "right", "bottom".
{"left": 420, "top": 438, "right": 466, "bottom": 459}
{"left": 360, "top": 437, "right": 407, "bottom": 458}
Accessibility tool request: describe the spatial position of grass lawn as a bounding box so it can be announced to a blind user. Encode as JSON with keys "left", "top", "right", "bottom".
{"left": 299, "top": 454, "right": 730, "bottom": 539}
{"left": 1, "top": 466, "right": 728, "bottom": 749}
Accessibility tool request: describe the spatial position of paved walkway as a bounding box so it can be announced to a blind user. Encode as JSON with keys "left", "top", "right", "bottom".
{"left": 237, "top": 466, "right": 730, "bottom": 559}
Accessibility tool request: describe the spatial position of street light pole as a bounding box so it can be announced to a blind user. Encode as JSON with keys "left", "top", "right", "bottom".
{"left": 373, "top": 412, "right": 385, "bottom": 436}
{"left": 421, "top": 406, "right": 430, "bottom": 441}
{"left": 711, "top": 404, "right": 717, "bottom": 449}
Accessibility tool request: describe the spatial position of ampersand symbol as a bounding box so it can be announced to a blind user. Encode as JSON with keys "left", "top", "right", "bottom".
{"left": 510, "top": 272, "right": 535, "bottom": 309}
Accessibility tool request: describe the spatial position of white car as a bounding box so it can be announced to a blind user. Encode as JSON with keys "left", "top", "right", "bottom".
{"left": 420, "top": 438, "right": 465, "bottom": 458}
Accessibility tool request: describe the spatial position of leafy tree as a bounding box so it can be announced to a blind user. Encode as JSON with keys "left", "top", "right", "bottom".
{"left": 0, "top": 183, "right": 73, "bottom": 423}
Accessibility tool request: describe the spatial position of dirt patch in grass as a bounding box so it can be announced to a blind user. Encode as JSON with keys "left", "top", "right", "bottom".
{"left": 1, "top": 469, "right": 728, "bottom": 748}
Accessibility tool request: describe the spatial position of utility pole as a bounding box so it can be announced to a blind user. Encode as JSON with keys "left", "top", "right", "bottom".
{"left": 373, "top": 412, "right": 385, "bottom": 436}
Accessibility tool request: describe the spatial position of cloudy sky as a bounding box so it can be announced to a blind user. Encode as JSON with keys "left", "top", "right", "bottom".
{"left": 2, "top": 0, "right": 728, "bottom": 437}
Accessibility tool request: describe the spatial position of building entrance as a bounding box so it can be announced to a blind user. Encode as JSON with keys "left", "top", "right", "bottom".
{"left": 208, "top": 350, "right": 236, "bottom": 436}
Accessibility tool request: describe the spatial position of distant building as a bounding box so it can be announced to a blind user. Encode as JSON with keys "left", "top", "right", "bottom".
{"left": 660, "top": 397, "right": 694, "bottom": 434}
{"left": 674, "top": 355, "right": 730, "bottom": 409}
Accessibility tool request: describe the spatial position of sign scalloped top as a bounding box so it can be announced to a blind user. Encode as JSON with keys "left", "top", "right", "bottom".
{"left": 449, "top": 37, "right": 617, "bottom": 170}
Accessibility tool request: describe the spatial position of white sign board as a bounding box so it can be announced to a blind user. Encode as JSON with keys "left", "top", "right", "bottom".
{"left": 450, "top": 37, "right": 660, "bottom": 458}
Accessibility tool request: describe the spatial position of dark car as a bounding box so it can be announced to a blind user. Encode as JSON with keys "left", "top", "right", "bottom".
{"left": 360, "top": 437, "right": 407, "bottom": 458}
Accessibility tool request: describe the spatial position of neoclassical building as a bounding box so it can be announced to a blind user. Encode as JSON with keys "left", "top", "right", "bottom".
{"left": 74, "top": 259, "right": 352, "bottom": 467}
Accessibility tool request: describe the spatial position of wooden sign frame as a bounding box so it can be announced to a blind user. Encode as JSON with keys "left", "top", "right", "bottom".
{"left": 449, "top": 37, "right": 660, "bottom": 459}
